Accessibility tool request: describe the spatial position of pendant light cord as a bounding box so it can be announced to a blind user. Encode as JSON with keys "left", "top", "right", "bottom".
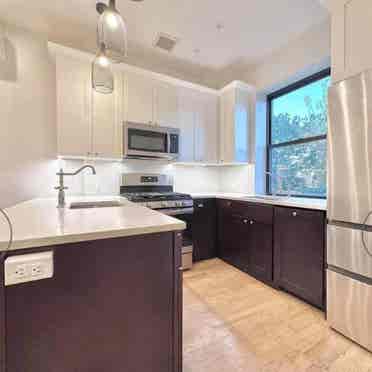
{"left": 0, "top": 207, "right": 13, "bottom": 251}
{"left": 361, "top": 210, "right": 372, "bottom": 258}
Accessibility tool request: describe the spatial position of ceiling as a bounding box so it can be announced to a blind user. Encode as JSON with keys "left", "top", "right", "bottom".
{"left": 0, "top": 0, "right": 329, "bottom": 87}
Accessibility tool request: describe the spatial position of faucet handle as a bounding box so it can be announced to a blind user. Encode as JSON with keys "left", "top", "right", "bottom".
{"left": 55, "top": 186, "right": 68, "bottom": 190}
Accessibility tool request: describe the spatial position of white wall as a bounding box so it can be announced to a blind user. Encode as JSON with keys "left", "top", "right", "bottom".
{"left": 0, "top": 23, "right": 57, "bottom": 208}
{"left": 246, "top": 20, "right": 331, "bottom": 93}
{"left": 248, "top": 19, "right": 331, "bottom": 193}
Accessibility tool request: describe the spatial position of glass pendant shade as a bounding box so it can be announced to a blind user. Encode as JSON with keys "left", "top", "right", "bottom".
{"left": 92, "top": 44, "right": 114, "bottom": 94}
{"left": 97, "top": 0, "right": 128, "bottom": 63}
{"left": 0, "top": 24, "right": 6, "bottom": 61}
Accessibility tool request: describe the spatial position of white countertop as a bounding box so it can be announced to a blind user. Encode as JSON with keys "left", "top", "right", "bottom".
{"left": 0, "top": 196, "right": 186, "bottom": 252}
{"left": 190, "top": 193, "right": 327, "bottom": 211}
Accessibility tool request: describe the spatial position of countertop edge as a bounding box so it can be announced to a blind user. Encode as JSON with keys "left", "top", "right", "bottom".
{"left": 190, "top": 194, "right": 327, "bottom": 211}
{"left": 0, "top": 222, "right": 186, "bottom": 252}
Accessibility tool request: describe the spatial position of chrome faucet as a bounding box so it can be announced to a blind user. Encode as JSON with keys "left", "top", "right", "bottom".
{"left": 265, "top": 171, "right": 291, "bottom": 197}
{"left": 55, "top": 165, "right": 97, "bottom": 208}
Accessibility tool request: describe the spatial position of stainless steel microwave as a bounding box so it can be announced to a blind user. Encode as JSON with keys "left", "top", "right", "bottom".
{"left": 123, "top": 122, "right": 180, "bottom": 160}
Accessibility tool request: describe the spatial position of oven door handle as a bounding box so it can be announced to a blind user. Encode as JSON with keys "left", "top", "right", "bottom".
{"left": 160, "top": 207, "right": 194, "bottom": 216}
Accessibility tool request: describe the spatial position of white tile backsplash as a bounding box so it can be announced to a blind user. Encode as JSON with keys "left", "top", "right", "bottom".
{"left": 57, "top": 158, "right": 255, "bottom": 197}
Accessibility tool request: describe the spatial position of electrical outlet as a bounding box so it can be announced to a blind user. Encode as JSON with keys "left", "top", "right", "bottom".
{"left": 4, "top": 252, "right": 53, "bottom": 286}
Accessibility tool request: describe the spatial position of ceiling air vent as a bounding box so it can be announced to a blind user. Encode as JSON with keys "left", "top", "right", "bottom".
{"left": 154, "top": 33, "right": 178, "bottom": 52}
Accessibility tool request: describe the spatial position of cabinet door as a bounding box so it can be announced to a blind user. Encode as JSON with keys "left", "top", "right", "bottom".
{"left": 154, "top": 81, "right": 178, "bottom": 127}
{"left": 274, "top": 207, "right": 325, "bottom": 308}
{"left": 219, "top": 89, "right": 235, "bottom": 163}
{"left": 193, "top": 199, "right": 217, "bottom": 261}
{"left": 125, "top": 71, "right": 154, "bottom": 124}
{"left": 194, "top": 93, "right": 218, "bottom": 163}
{"left": 332, "top": 0, "right": 372, "bottom": 83}
{"left": 91, "top": 73, "right": 123, "bottom": 158}
{"left": 177, "top": 88, "right": 196, "bottom": 162}
{"left": 56, "top": 55, "right": 91, "bottom": 157}
{"left": 248, "top": 221, "right": 273, "bottom": 283}
{"left": 217, "top": 200, "right": 249, "bottom": 270}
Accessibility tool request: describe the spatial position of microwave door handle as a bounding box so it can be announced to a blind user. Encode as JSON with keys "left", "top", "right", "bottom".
{"left": 167, "top": 132, "right": 171, "bottom": 154}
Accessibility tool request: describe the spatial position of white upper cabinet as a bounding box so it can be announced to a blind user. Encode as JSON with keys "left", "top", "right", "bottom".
{"left": 56, "top": 55, "right": 91, "bottom": 157}
{"left": 177, "top": 88, "right": 196, "bottom": 162}
{"left": 176, "top": 87, "right": 218, "bottom": 163}
{"left": 91, "top": 73, "right": 123, "bottom": 158}
{"left": 154, "top": 81, "right": 178, "bottom": 127}
{"left": 124, "top": 71, "right": 178, "bottom": 127}
{"left": 219, "top": 83, "right": 253, "bottom": 164}
{"left": 194, "top": 92, "right": 218, "bottom": 163}
{"left": 124, "top": 71, "right": 154, "bottom": 125}
{"left": 331, "top": 0, "right": 372, "bottom": 83}
{"left": 56, "top": 53, "right": 123, "bottom": 159}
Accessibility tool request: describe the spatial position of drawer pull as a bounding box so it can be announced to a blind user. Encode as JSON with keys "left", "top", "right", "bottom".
{"left": 243, "top": 219, "right": 248, "bottom": 224}
{"left": 292, "top": 211, "right": 297, "bottom": 217}
{"left": 198, "top": 204, "right": 204, "bottom": 208}
{"left": 250, "top": 220, "right": 254, "bottom": 225}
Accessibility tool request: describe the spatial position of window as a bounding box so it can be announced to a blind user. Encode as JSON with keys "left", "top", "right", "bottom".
{"left": 267, "top": 69, "right": 331, "bottom": 198}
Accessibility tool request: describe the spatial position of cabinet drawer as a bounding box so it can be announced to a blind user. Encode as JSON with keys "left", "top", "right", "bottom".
{"left": 274, "top": 206, "right": 325, "bottom": 222}
{"left": 194, "top": 199, "right": 215, "bottom": 214}
{"left": 217, "top": 199, "right": 273, "bottom": 225}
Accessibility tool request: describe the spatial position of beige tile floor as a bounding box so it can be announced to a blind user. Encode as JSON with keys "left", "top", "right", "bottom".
{"left": 183, "top": 258, "right": 372, "bottom": 372}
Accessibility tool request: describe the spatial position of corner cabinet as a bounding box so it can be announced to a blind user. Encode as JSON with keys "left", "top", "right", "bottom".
{"left": 219, "top": 82, "right": 254, "bottom": 164}
{"left": 274, "top": 207, "right": 326, "bottom": 309}
{"left": 331, "top": 0, "right": 372, "bottom": 83}
{"left": 56, "top": 54, "right": 123, "bottom": 159}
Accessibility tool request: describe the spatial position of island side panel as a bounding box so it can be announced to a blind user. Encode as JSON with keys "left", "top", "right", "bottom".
{"left": 3, "top": 232, "right": 177, "bottom": 372}
{"left": 0, "top": 253, "right": 5, "bottom": 372}
{"left": 173, "top": 231, "right": 183, "bottom": 372}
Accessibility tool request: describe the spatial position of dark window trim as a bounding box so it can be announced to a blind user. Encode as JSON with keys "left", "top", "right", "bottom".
{"left": 266, "top": 68, "right": 331, "bottom": 198}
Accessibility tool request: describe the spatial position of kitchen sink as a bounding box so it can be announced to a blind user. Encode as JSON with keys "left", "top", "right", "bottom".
{"left": 69, "top": 200, "right": 124, "bottom": 209}
{"left": 246, "top": 195, "right": 289, "bottom": 201}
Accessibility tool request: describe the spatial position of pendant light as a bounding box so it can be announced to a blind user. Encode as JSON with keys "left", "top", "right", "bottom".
{"left": 92, "top": 43, "right": 114, "bottom": 94}
{"left": 0, "top": 24, "right": 6, "bottom": 61}
{"left": 96, "top": 0, "right": 128, "bottom": 63}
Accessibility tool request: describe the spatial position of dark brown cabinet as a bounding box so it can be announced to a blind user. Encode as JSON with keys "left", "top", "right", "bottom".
{"left": 192, "top": 198, "right": 217, "bottom": 262}
{"left": 217, "top": 199, "right": 274, "bottom": 283}
{"left": 1, "top": 232, "right": 183, "bottom": 372}
{"left": 274, "top": 207, "right": 326, "bottom": 309}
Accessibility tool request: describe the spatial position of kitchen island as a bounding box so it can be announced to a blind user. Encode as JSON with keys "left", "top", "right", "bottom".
{"left": 0, "top": 197, "right": 185, "bottom": 372}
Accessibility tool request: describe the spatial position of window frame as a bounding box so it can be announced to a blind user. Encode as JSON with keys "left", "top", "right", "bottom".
{"left": 266, "top": 68, "right": 331, "bottom": 198}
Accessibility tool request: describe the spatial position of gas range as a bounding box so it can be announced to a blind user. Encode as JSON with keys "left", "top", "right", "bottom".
{"left": 120, "top": 173, "right": 193, "bottom": 214}
{"left": 121, "top": 173, "right": 194, "bottom": 270}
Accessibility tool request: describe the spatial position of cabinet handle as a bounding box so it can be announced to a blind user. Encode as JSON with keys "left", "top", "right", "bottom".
{"left": 250, "top": 220, "right": 254, "bottom": 225}
{"left": 292, "top": 211, "right": 297, "bottom": 217}
{"left": 243, "top": 219, "right": 248, "bottom": 224}
{"left": 198, "top": 203, "right": 204, "bottom": 208}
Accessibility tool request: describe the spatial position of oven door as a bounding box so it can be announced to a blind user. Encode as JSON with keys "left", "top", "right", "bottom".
{"left": 124, "top": 123, "right": 171, "bottom": 159}
{"left": 161, "top": 208, "right": 194, "bottom": 270}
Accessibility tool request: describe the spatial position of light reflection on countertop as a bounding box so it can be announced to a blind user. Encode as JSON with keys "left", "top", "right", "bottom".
{"left": 190, "top": 192, "right": 327, "bottom": 211}
{"left": 0, "top": 196, "right": 185, "bottom": 252}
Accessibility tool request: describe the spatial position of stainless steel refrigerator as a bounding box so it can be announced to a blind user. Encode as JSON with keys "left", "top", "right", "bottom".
{"left": 328, "top": 69, "right": 372, "bottom": 351}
